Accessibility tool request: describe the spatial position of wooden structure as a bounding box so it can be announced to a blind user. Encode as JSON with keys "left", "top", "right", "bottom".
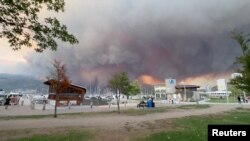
{"left": 44, "top": 79, "right": 86, "bottom": 106}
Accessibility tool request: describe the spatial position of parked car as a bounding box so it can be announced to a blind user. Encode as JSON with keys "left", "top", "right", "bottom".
{"left": 0, "top": 95, "right": 7, "bottom": 106}
{"left": 110, "top": 95, "right": 128, "bottom": 105}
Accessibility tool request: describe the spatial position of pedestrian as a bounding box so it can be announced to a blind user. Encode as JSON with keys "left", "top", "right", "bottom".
{"left": 90, "top": 100, "right": 93, "bottom": 108}
{"left": 108, "top": 100, "right": 111, "bottom": 108}
{"left": 237, "top": 95, "right": 241, "bottom": 104}
{"left": 242, "top": 96, "right": 246, "bottom": 103}
{"left": 68, "top": 101, "right": 71, "bottom": 109}
{"left": 42, "top": 96, "right": 46, "bottom": 110}
{"left": 4, "top": 96, "right": 11, "bottom": 109}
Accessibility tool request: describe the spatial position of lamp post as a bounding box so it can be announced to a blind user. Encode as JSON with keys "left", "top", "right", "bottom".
{"left": 225, "top": 80, "right": 229, "bottom": 103}
{"left": 184, "top": 84, "right": 186, "bottom": 101}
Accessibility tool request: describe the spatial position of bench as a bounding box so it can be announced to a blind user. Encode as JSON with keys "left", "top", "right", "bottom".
{"left": 137, "top": 101, "right": 147, "bottom": 108}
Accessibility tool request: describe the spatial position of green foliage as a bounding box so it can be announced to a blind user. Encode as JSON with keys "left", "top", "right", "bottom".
{"left": 108, "top": 72, "right": 131, "bottom": 95}
{"left": 128, "top": 80, "right": 140, "bottom": 96}
{"left": 108, "top": 72, "right": 140, "bottom": 113}
{"left": 230, "top": 31, "right": 250, "bottom": 95}
{"left": 0, "top": 0, "right": 78, "bottom": 52}
{"left": 108, "top": 72, "right": 141, "bottom": 96}
{"left": 229, "top": 85, "right": 243, "bottom": 97}
{"left": 206, "top": 96, "right": 238, "bottom": 103}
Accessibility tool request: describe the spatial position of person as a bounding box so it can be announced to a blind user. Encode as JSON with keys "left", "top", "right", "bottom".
{"left": 90, "top": 100, "right": 93, "bottom": 108}
{"left": 68, "top": 101, "right": 71, "bottom": 109}
{"left": 237, "top": 95, "right": 241, "bottom": 104}
{"left": 4, "top": 96, "right": 11, "bottom": 109}
{"left": 42, "top": 96, "right": 46, "bottom": 110}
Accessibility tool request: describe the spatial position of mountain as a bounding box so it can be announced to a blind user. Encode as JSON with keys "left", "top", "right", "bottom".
{"left": 0, "top": 73, "right": 47, "bottom": 93}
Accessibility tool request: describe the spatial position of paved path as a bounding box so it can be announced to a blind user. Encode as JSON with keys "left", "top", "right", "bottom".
{"left": 0, "top": 103, "right": 249, "bottom": 131}
{"left": 0, "top": 101, "right": 204, "bottom": 116}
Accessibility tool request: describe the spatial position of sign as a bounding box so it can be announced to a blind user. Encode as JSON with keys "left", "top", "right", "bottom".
{"left": 208, "top": 125, "right": 250, "bottom": 141}
{"left": 165, "top": 78, "right": 176, "bottom": 93}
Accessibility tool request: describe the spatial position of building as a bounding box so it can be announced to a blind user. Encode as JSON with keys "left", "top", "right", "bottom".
{"left": 153, "top": 83, "right": 200, "bottom": 102}
{"left": 165, "top": 78, "right": 176, "bottom": 93}
{"left": 44, "top": 79, "right": 86, "bottom": 106}
{"left": 217, "top": 79, "right": 227, "bottom": 91}
{"left": 207, "top": 91, "right": 231, "bottom": 98}
{"left": 175, "top": 85, "right": 200, "bottom": 101}
{"left": 154, "top": 83, "right": 166, "bottom": 99}
{"left": 231, "top": 73, "right": 242, "bottom": 79}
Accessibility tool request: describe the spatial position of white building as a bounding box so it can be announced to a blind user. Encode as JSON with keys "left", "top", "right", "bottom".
{"left": 154, "top": 83, "right": 166, "bottom": 99}
{"left": 207, "top": 91, "right": 231, "bottom": 97}
{"left": 165, "top": 78, "right": 176, "bottom": 93}
{"left": 231, "top": 73, "right": 242, "bottom": 79}
{"left": 153, "top": 78, "right": 177, "bottom": 100}
{"left": 217, "top": 79, "right": 227, "bottom": 91}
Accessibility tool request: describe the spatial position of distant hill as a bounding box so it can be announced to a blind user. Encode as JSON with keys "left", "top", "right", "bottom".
{"left": 0, "top": 73, "right": 47, "bottom": 93}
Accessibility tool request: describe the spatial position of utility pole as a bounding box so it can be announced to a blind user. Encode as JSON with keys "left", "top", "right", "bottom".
{"left": 225, "top": 80, "right": 229, "bottom": 103}
{"left": 184, "top": 84, "right": 186, "bottom": 101}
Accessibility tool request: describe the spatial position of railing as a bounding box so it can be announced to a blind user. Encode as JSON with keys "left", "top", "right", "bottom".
{"left": 48, "top": 93, "right": 81, "bottom": 100}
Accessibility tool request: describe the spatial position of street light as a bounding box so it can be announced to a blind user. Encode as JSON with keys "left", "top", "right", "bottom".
{"left": 184, "top": 84, "right": 186, "bottom": 101}
{"left": 224, "top": 79, "right": 230, "bottom": 103}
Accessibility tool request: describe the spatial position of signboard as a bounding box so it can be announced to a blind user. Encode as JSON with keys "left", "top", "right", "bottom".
{"left": 165, "top": 78, "right": 176, "bottom": 93}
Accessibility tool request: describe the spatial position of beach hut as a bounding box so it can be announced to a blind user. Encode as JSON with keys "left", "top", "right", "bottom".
{"left": 44, "top": 79, "right": 86, "bottom": 106}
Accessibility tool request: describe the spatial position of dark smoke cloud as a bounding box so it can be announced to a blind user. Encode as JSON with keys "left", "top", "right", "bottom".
{"left": 24, "top": 0, "right": 250, "bottom": 86}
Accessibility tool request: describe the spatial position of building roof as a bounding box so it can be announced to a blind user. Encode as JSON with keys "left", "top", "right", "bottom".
{"left": 44, "top": 79, "right": 86, "bottom": 91}
{"left": 175, "top": 85, "right": 200, "bottom": 89}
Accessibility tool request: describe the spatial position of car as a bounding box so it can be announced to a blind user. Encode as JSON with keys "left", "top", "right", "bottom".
{"left": 84, "top": 95, "right": 90, "bottom": 100}
{"left": 245, "top": 96, "right": 250, "bottom": 103}
{"left": 0, "top": 95, "right": 7, "bottom": 106}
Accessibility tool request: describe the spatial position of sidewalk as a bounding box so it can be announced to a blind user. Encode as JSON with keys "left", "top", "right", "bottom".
{"left": 0, "top": 103, "right": 139, "bottom": 117}
{"left": 0, "top": 101, "right": 191, "bottom": 117}
{"left": 1, "top": 101, "right": 248, "bottom": 117}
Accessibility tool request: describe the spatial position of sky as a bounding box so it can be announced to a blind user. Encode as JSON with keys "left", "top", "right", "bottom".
{"left": 1, "top": 0, "right": 250, "bottom": 88}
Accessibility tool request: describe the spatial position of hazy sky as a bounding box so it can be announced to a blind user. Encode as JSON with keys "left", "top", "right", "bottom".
{"left": 1, "top": 0, "right": 250, "bottom": 87}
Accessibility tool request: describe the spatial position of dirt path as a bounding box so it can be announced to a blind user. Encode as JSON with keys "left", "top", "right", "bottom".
{"left": 0, "top": 104, "right": 246, "bottom": 131}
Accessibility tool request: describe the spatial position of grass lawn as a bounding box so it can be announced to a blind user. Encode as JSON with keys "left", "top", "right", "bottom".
{"left": 6, "top": 129, "right": 92, "bottom": 141}
{"left": 134, "top": 107, "right": 250, "bottom": 141}
{"left": 109, "top": 104, "right": 210, "bottom": 116}
{"left": 206, "top": 96, "right": 238, "bottom": 103}
{"left": 176, "top": 104, "right": 210, "bottom": 110}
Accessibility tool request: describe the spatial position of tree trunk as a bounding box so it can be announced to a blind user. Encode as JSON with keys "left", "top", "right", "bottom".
{"left": 116, "top": 90, "right": 120, "bottom": 114}
{"left": 54, "top": 93, "right": 58, "bottom": 118}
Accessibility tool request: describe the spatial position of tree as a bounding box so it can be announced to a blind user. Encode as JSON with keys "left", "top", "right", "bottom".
{"left": 127, "top": 80, "right": 140, "bottom": 99}
{"left": 47, "top": 59, "right": 71, "bottom": 117}
{"left": 108, "top": 72, "right": 138, "bottom": 113}
{"left": 229, "top": 85, "right": 243, "bottom": 98}
{"left": 0, "top": 0, "right": 78, "bottom": 52}
{"left": 230, "top": 31, "right": 250, "bottom": 96}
